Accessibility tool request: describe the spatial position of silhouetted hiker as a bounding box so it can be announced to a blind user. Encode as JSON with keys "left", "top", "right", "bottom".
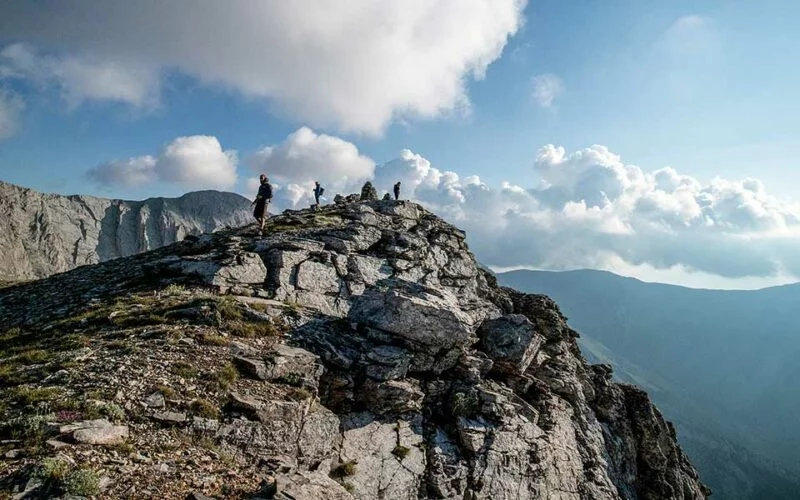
{"left": 314, "top": 181, "right": 325, "bottom": 206}
{"left": 251, "top": 174, "right": 273, "bottom": 233}
{"left": 393, "top": 181, "right": 401, "bottom": 200}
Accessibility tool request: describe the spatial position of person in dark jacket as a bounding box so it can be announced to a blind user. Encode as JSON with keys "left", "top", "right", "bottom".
{"left": 313, "top": 181, "right": 324, "bottom": 206}
{"left": 393, "top": 181, "right": 401, "bottom": 200}
{"left": 252, "top": 174, "right": 273, "bottom": 232}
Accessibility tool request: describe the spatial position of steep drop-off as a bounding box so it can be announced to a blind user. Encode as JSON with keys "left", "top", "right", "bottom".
{"left": 0, "top": 198, "right": 708, "bottom": 499}
{"left": 0, "top": 180, "right": 251, "bottom": 281}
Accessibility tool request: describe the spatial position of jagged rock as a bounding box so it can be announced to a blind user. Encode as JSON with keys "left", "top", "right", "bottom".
{"left": 478, "top": 314, "right": 543, "bottom": 375}
{"left": 232, "top": 355, "right": 268, "bottom": 380}
{"left": 359, "top": 182, "right": 378, "bottom": 201}
{"left": 263, "top": 345, "right": 324, "bottom": 389}
{"left": 348, "top": 281, "right": 477, "bottom": 353}
{"left": 334, "top": 194, "right": 345, "bottom": 204}
{"left": 228, "top": 391, "right": 264, "bottom": 412}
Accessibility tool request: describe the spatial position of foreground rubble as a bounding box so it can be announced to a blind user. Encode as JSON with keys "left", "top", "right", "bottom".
{"left": 0, "top": 198, "right": 709, "bottom": 499}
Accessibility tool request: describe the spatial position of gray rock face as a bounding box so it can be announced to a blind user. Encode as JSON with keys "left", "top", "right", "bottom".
{"left": 479, "top": 314, "right": 543, "bottom": 375}
{"left": 0, "top": 195, "right": 709, "bottom": 499}
{"left": 0, "top": 180, "right": 251, "bottom": 281}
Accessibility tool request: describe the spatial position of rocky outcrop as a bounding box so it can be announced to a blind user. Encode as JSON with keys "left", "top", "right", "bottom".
{"left": 0, "top": 197, "right": 709, "bottom": 499}
{"left": 0, "top": 180, "right": 251, "bottom": 281}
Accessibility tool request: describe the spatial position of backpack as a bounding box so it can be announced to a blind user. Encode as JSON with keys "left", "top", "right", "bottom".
{"left": 319, "top": 187, "right": 325, "bottom": 196}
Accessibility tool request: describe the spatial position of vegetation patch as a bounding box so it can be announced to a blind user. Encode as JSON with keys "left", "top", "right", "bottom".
{"left": 171, "top": 361, "right": 198, "bottom": 379}
{"left": 216, "top": 297, "right": 244, "bottom": 322}
{"left": 285, "top": 387, "right": 312, "bottom": 402}
{"left": 16, "top": 349, "right": 52, "bottom": 365}
{"left": 38, "top": 457, "right": 70, "bottom": 482}
{"left": 225, "top": 320, "right": 278, "bottom": 338}
{"left": 330, "top": 460, "right": 358, "bottom": 478}
{"left": 11, "top": 386, "right": 63, "bottom": 406}
{"left": 155, "top": 384, "right": 177, "bottom": 399}
{"left": 199, "top": 333, "right": 229, "bottom": 346}
{"left": 215, "top": 363, "right": 238, "bottom": 390}
{"left": 63, "top": 468, "right": 101, "bottom": 496}
{"left": 189, "top": 399, "right": 220, "bottom": 419}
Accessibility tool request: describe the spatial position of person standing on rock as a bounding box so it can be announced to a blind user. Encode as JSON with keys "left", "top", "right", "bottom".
{"left": 252, "top": 174, "right": 273, "bottom": 233}
{"left": 393, "top": 181, "right": 401, "bottom": 200}
{"left": 313, "top": 181, "right": 325, "bottom": 207}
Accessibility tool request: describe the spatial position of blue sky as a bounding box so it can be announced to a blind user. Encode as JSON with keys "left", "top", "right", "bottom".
{"left": 1, "top": 0, "right": 800, "bottom": 288}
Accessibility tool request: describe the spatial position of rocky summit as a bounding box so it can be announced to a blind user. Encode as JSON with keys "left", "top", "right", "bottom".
{"left": 0, "top": 196, "right": 709, "bottom": 499}
{"left": 0, "top": 180, "right": 252, "bottom": 283}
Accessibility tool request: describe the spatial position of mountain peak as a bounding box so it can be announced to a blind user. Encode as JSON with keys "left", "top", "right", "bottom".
{"left": 0, "top": 196, "right": 708, "bottom": 499}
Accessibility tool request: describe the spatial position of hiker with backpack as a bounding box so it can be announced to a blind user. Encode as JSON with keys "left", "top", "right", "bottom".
{"left": 393, "top": 181, "right": 401, "bottom": 200}
{"left": 252, "top": 174, "right": 273, "bottom": 233}
{"left": 314, "top": 181, "right": 325, "bottom": 206}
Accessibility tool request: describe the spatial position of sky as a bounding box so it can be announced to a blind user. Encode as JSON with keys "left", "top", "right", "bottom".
{"left": 1, "top": 0, "right": 800, "bottom": 290}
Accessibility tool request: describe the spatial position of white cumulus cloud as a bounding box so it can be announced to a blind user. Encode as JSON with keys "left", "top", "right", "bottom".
{"left": 364, "top": 144, "right": 800, "bottom": 283}
{"left": 247, "top": 126, "right": 375, "bottom": 207}
{"left": 87, "top": 135, "right": 237, "bottom": 190}
{"left": 0, "top": 0, "right": 527, "bottom": 134}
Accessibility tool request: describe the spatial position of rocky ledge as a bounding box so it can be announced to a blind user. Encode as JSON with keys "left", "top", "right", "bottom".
{"left": 0, "top": 198, "right": 709, "bottom": 499}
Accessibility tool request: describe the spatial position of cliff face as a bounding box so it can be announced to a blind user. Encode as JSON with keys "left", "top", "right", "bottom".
{"left": 0, "top": 198, "right": 708, "bottom": 499}
{"left": 0, "top": 180, "right": 252, "bottom": 281}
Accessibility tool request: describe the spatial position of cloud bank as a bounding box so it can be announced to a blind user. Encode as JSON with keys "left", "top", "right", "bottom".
{"left": 84, "top": 126, "right": 800, "bottom": 286}
{"left": 0, "top": 0, "right": 527, "bottom": 134}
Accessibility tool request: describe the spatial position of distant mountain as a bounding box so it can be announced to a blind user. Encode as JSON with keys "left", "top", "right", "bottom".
{"left": 0, "top": 180, "right": 252, "bottom": 281}
{"left": 498, "top": 269, "right": 800, "bottom": 500}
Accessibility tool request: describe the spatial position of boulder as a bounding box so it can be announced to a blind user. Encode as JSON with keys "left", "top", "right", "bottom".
{"left": 478, "top": 314, "right": 543, "bottom": 375}
{"left": 348, "top": 281, "right": 476, "bottom": 353}
{"left": 265, "top": 345, "right": 324, "bottom": 389}
{"left": 67, "top": 419, "right": 129, "bottom": 445}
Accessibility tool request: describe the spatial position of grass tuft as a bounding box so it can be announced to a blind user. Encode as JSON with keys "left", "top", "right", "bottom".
{"left": 189, "top": 399, "right": 220, "bottom": 419}
{"left": 171, "top": 361, "right": 197, "bottom": 379}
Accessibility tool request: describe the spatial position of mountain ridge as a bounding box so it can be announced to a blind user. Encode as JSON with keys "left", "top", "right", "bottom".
{"left": 0, "top": 180, "right": 252, "bottom": 282}
{"left": 0, "top": 197, "right": 707, "bottom": 499}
